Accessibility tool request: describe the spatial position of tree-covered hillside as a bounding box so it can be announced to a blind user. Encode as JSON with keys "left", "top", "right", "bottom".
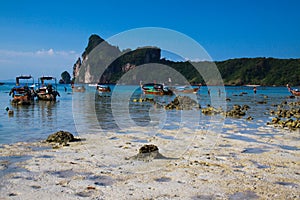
{"left": 72, "top": 34, "right": 300, "bottom": 86}
{"left": 216, "top": 58, "right": 300, "bottom": 86}
{"left": 103, "top": 57, "right": 300, "bottom": 86}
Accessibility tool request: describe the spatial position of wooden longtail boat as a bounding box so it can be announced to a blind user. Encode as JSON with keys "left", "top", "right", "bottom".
{"left": 97, "top": 84, "right": 111, "bottom": 96}
{"left": 141, "top": 83, "right": 173, "bottom": 95}
{"left": 169, "top": 85, "right": 200, "bottom": 93}
{"left": 9, "top": 75, "right": 35, "bottom": 105}
{"left": 287, "top": 84, "right": 300, "bottom": 96}
{"left": 36, "top": 76, "right": 60, "bottom": 101}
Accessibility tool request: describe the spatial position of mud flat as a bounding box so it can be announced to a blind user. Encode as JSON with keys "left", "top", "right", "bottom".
{"left": 0, "top": 127, "right": 299, "bottom": 199}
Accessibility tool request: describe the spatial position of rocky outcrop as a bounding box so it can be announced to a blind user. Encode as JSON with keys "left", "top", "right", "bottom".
{"left": 201, "top": 106, "right": 223, "bottom": 115}
{"left": 46, "top": 131, "right": 80, "bottom": 145}
{"left": 73, "top": 57, "right": 81, "bottom": 80}
{"left": 224, "top": 104, "right": 249, "bottom": 118}
{"left": 126, "top": 144, "right": 167, "bottom": 161}
{"left": 59, "top": 71, "right": 71, "bottom": 84}
{"left": 267, "top": 101, "right": 300, "bottom": 130}
{"left": 165, "top": 96, "right": 200, "bottom": 110}
{"left": 132, "top": 97, "right": 155, "bottom": 103}
{"left": 72, "top": 34, "right": 161, "bottom": 84}
{"left": 122, "top": 63, "right": 136, "bottom": 72}
{"left": 201, "top": 104, "right": 250, "bottom": 118}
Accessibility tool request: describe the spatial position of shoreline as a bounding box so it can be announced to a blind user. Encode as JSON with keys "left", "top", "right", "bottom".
{"left": 0, "top": 127, "right": 299, "bottom": 199}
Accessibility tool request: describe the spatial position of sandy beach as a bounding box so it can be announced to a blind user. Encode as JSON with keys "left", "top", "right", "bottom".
{"left": 1, "top": 0, "right": 300, "bottom": 199}
{"left": 0, "top": 126, "right": 299, "bottom": 200}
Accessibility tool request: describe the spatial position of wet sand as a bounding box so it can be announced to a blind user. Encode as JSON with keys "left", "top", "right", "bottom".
{"left": 0, "top": 127, "right": 299, "bottom": 199}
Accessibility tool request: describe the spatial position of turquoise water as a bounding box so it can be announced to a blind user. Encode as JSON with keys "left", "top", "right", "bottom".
{"left": 0, "top": 83, "right": 298, "bottom": 145}
{"left": 0, "top": 83, "right": 75, "bottom": 144}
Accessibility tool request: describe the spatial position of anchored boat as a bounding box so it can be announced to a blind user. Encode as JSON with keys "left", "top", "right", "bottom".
{"left": 71, "top": 84, "right": 86, "bottom": 92}
{"left": 290, "top": 90, "right": 300, "bottom": 96}
{"left": 287, "top": 84, "right": 300, "bottom": 96}
{"left": 36, "top": 76, "right": 60, "bottom": 101}
{"left": 97, "top": 84, "right": 111, "bottom": 96}
{"left": 9, "top": 75, "right": 35, "bottom": 105}
{"left": 169, "top": 85, "right": 200, "bottom": 94}
{"left": 141, "top": 83, "right": 174, "bottom": 95}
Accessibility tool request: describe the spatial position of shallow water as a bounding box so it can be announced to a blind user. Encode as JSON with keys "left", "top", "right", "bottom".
{"left": 0, "top": 83, "right": 76, "bottom": 144}
{"left": 0, "top": 83, "right": 299, "bottom": 146}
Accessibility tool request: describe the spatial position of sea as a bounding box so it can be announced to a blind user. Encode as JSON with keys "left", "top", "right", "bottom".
{"left": 0, "top": 82, "right": 299, "bottom": 145}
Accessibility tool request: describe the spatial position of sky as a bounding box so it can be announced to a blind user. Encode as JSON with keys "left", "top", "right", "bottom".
{"left": 0, "top": 0, "right": 300, "bottom": 80}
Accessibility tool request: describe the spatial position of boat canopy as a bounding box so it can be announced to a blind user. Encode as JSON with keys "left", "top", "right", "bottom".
{"left": 16, "top": 75, "right": 34, "bottom": 85}
{"left": 39, "top": 76, "right": 56, "bottom": 80}
{"left": 38, "top": 76, "right": 57, "bottom": 85}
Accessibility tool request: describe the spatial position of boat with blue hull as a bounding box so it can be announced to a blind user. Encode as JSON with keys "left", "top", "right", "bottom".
{"left": 141, "top": 83, "right": 173, "bottom": 95}
{"left": 169, "top": 85, "right": 200, "bottom": 94}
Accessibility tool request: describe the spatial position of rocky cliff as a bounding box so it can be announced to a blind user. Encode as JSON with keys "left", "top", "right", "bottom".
{"left": 73, "top": 34, "right": 161, "bottom": 84}
{"left": 72, "top": 34, "right": 300, "bottom": 86}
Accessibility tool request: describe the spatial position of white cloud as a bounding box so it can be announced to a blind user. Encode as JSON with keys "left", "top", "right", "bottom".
{"left": 0, "top": 49, "right": 78, "bottom": 58}
{"left": 36, "top": 48, "right": 54, "bottom": 56}
{"left": 0, "top": 48, "right": 80, "bottom": 80}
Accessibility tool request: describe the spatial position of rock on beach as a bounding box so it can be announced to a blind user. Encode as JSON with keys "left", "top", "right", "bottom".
{"left": 46, "top": 131, "right": 80, "bottom": 144}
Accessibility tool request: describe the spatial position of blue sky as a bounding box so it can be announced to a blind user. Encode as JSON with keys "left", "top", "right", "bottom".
{"left": 0, "top": 0, "right": 300, "bottom": 80}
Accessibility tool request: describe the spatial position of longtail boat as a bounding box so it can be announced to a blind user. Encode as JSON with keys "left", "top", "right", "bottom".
{"left": 97, "top": 84, "right": 111, "bottom": 96}
{"left": 36, "top": 76, "right": 60, "bottom": 101}
{"left": 9, "top": 75, "right": 35, "bottom": 105}
{"left": 141, "top": 83, "right": 173, "bottom": 95}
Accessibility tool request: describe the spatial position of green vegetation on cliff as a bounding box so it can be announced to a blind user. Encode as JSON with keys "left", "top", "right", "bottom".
{"left": 101, "top": 47, "right": 161, "bottom": 83}
{"left": 216, "top": 58, "right": 300, "bottom": 86}
{"left": 73, "top": 34, "right": 300, "bottom": 86}
{"left": 105, "top": 57, "right": 300, "bottom": 86}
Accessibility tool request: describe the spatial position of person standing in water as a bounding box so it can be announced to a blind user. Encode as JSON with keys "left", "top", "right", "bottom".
{"left": 253, "top": 86, "right": 257, "bottom": 94}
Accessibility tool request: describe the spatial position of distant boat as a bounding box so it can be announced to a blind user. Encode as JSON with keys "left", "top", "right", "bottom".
{"left": 0, "top": 82, "right": 4, "bottom": 85}
{"left": 96, "top": 84, "right": 111, "bottom": 96}
{"left": 290, "top": 90, "right": 300, "bottom": 96}
{"left": 169, "top": 85, "right": 200, "bottom": 94}
{"left": 9, "top": 75, "right": 35, "bottom": 105}
{"left": 141, "top": 83, "right": 174, "bottom": 95}
{"left": 36, "top": 76, "right": 60, "bottom": 101}
{"left": 287, "top": 84, "right": 300, "bottom": 96}
{"left": 72, "top": 84, "right": 86, "bottom": 92}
